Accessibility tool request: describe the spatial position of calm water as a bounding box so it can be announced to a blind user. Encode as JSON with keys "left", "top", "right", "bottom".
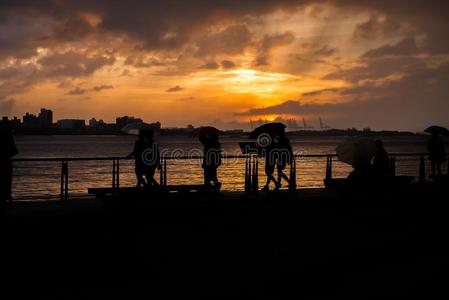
{"left": 12, "top": 135, "right": 434, "bottom": 200}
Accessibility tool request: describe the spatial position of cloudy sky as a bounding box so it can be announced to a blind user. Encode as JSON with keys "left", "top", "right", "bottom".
{"left": 1, "top": 0, "right": 448, "bottom": 131}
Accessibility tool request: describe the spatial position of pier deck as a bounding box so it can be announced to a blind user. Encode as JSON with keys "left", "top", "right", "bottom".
{"left": 2, "top": 184, "right": 449, "bottom": 297}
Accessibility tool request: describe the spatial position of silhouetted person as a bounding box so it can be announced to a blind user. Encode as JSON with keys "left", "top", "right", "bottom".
{"left": 372, "top": 140, "right": 390, "bottom": 178}
{"left": 347, "top": 159, "right": 373, "bottom": 186}
{"left": 0, "top": 129, "right": 18, "bottom": 208}
{"left": 127, "top": 130, "right": 160, "bottom": 188}
{"left": 200, "top": 134, "right": 222, "bottom": 190}
{"left": 261, "top": 135, "right": 280, "bottom": 191}
{"left": 142, "top": 130, "right": 161, "bottom": 186}
{"left": 275, "top": 131, "right": 292, "bottom": 188}
{"left": 427, "top": 132, "right": 446, "bottom": 177}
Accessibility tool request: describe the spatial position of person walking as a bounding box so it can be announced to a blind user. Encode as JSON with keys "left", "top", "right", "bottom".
{"left": 276, "top": 130, "right": 292, "bottom": 188}
{"left": 200, "top": 134, "right": 222, "bottom": 191}
{"left": 128, "top": 129, "right": 160, "bottom": 187}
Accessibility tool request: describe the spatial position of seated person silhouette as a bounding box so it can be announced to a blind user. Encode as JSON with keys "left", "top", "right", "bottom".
{"left": 200, "top": 134, "right": 222, "bottom": 191}
{"left": 347, "top": 158, "right": 373, "bottom": 187}
{"left": 427, "top": 132, "right": 446, "bottom": 177}
{"left": 0, "top": 129, "right": 18, "bottom": 206}
{"left": 127, "top": 130, "right": 160, "bottom": 188}
{"left": 372, "top": 140, "right": 390, "bottom": 179}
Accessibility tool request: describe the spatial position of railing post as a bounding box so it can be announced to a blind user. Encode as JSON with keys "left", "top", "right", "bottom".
{"left": 251, "top": 156, "right": 258, "bottom": 192}
{"left": 116, "top": 158, "right": 120, "bottom": 189}
{"left": 419, "top": 155, "right": 425, "bottom": 184}
{"left": 244, "top": 156, "right": 251, "bottom": 192}
{"left": 112, "top": 159, "right": 116, "bottom": 190}
{"left": 65, "top": 160, "right": 68, "bottom": 200}
{"left": 289, "top": 157, "right": 297, "bottom": 191}
{"left": 8, "top": 160, "right": 14, "bottom": 203}
{"left": 325, "top": 155, "right": 332, "bottom": 181}
{"left": 163, "top": 158, "right": 167, "bottom": 186}
{"left": 160, "top": 157, "right": 164, "bottom": 185}
{"left": 60, "top": 159, "right": 68, "bottom": 201}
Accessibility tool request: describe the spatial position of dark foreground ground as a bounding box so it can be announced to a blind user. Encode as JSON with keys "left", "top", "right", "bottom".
{"left": 2, "top": 185, "right": 449, "bottom": 298}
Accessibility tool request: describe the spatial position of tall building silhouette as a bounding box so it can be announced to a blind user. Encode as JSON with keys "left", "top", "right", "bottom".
{"left": 38, "top": 108, "right": 53, "bottom": 129}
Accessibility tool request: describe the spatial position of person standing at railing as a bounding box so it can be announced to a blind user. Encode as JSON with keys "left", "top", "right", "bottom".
{"left": 427, "top": 132, "right": 446, "bottom": 177}
{"left": 200, "top": 134, "right": 222, "bottom": 191}
{"left": 142, "top": 130, "right": 161, "bottom": 187}
{"left": 0, "top": 129, "right": 18, "bottom": 209}
{"left": 372, "top": 140, "right": 390, "bottom": 179}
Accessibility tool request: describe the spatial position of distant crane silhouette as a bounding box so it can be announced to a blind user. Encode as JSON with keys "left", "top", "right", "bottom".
{"left": 302, "top": 117, "right": 313, "bottom": 129}
{"left": 319, "top": 117, "right": 331, "bottom": 130}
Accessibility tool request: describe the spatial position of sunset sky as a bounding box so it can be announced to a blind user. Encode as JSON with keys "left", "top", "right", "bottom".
{"left": 1, "top": 0, "right": 449, "bottom": 131}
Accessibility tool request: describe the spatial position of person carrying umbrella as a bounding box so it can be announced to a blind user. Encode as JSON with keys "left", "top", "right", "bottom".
{"left": 425, "top": 126, "right": 448, "bottom": 177}
{"left": 336, "top": 138, "right": 376, "bottom": 186}
{"left": 249, "top": 123, "right": 286, "bottom": 191}
{"left": 275, "top": 129, "right": 293, "bottom": 188}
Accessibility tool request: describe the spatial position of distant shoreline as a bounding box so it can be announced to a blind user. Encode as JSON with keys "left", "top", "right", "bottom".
{"left": 11, "top": 128, "right": 424, "bottom": 137}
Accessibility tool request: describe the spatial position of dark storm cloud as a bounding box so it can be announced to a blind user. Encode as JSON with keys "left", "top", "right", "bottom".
{"left": 91, "top": 85, "right": 114, "bottom": 92}
{"left": 254, "top": 31, "right": 295, "bottom": 66}
{"left": 124, "top": 55, "right": 165, "bottom": 68}
{"left": 353, "top": 15, "right": 404, "bottom": 40}
{"left": 0, "top": 51, "right": 115, "bottom": 98}
{"left": 67, "top": 85, "right": 114, "bottom": 95}
{"left": 195, "top": 25, "right": 253, "bottom": 57}
{"left": 221, "top": 60, "right": 236, "bottom": 69}
{"left": 67, "top": 87, "right": 87, "bottom": 95}
{"left": 302, "top": 88, "right": 341, "bottom": 97}
{"left": 323, "top": 56, "right": 427, "bottom": 82}
{"left": 37, "top": 51, "right": 115, "bottom": 78}
{"left": 198, "top": 61, "right": 219, "bottom": 70}
{"left": 1, "top": 0, "right": 448, "bottom": 57}
{"left": 361, "top": 38, "right": 419, "bottom": 58}
{"left": 166, "top": 85, "right": 183, "bottom": 92}
{"left": 314, "top": 45, "right": 338, "bottom": 57}
{"left": 254, "top": 55, "right": 269, "bottom": 67}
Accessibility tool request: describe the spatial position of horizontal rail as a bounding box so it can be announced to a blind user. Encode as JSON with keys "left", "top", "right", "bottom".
{"left": 12, "top": 152, "right": 431, "bottom": 162}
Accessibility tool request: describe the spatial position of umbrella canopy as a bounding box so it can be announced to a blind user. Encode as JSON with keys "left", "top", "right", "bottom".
{"left": 425, "top": 125, "right": 449, "bottom": 136}
{"left": 197, "top": 126, "right": 221, "bottom": 137}
{"left": 336, "top": 138, "right": 376, "bottom": 166}
{"left": 121, "top": 121, "right": 158, "bottom": 135}
{"left": 249, "top": 122, "right": 286, "bottom": 139}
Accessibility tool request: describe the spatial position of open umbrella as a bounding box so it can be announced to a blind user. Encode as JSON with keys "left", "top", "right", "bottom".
{"left": 249, "top": 123, "right": 286, "bottom": 139}
{"left": 425, "top": 125, "right": 449, "bottom": 136}
{"left": 336, "top": 138, "right": 376, "bottom": 166}
{"left": 121, "top": 121, "right": 158, "bottom": 135}
{"left": 198, "top": 126, "right": 221, "bottom": 137}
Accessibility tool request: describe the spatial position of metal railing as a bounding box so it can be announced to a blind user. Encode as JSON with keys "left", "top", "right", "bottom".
{"left": 10, "top": 153, "right": 448, "bottom": 201}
